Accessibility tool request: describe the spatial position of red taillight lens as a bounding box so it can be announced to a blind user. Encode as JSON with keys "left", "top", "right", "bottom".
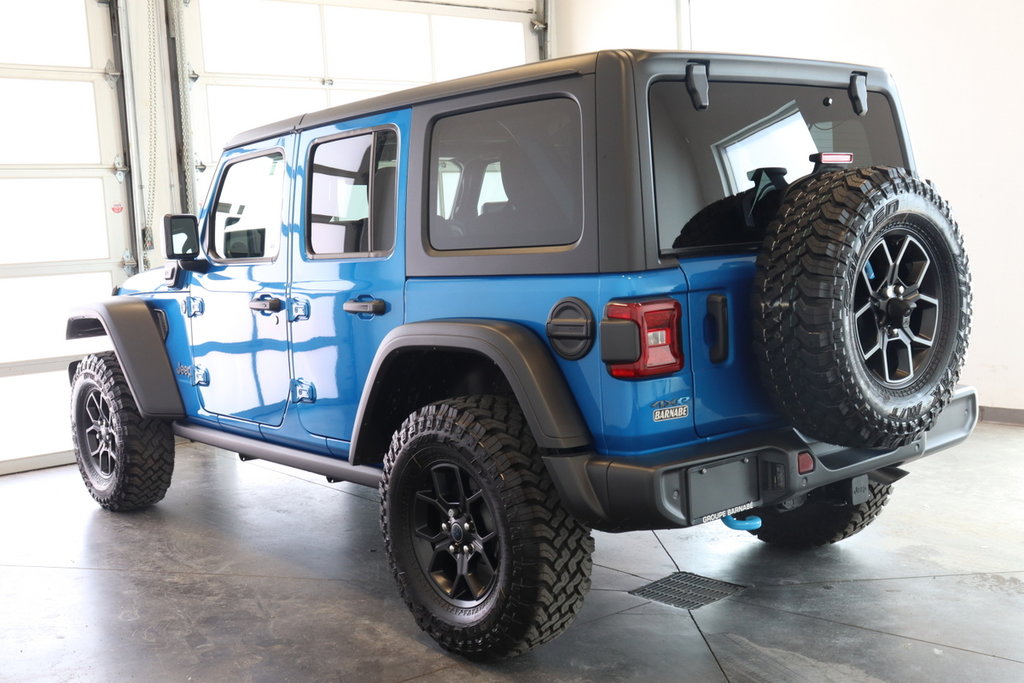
{"left": 605, "top": 298, "right": 683, "bottom": 378}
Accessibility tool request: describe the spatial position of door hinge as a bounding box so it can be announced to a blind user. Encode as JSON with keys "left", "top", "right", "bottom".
{"left": 181, "top": 296, "right": 205, "bottom": 317}
{"left": 292, "top": 379, "right": 316, "bottom": 404}
{"left": 288, "top": 298, "right": 310, "bottom": 322}
{"left": 192, "top": 364, "right": 210, "bottom": 387}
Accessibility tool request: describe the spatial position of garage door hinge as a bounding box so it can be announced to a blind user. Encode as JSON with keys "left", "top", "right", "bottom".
{"left": 112, "top": 156, "right": 128, "bottom": 183}
{"left": 103, "top": 59, "right": 121, "bottom": 89}
{"left": 121, "top": 249, "right": 137, "bottom": 276}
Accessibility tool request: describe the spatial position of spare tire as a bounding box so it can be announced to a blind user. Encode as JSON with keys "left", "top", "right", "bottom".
{"left": 752, "top": 167, "right": 971, "bottom": 449}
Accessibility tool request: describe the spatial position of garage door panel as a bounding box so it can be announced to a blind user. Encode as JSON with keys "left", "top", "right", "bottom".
{"left": 0, "top": 371, "right": 79, "bottom": 462}
{"left": 430, "top": 15, "right": 528, "bottom": 80}
{"left": 0, "top": 272, "right": 114, "bottom": 365}
{"left": 324, "top": 7, "right": 432, "bottom": 81}
{"left": 199, "top": 0, "right": 323, "bottom": 76}
{"left": 0, "top": 79, "right": 102, "bottom": 165}
{"left": 0, "top": 0, "right": 91, "bottom": 68}
{"left": 0, "top": 177, "right": 112, "bottom": 264}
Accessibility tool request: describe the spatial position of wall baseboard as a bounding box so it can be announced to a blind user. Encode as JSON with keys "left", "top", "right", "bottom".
{"left": 979, "top": 406, "right": 1024, "bottom": 426}
{"left": 0, "top": 451, "right": 74, "bottom": 477}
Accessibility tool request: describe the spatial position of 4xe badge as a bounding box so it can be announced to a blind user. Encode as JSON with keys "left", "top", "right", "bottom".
{"left": 651, "top": 396, "right": 689, "bottom": 422}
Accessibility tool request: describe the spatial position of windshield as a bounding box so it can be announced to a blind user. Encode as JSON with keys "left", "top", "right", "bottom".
{"left": 650, "top": 81, "right": 907, "bottom": 253}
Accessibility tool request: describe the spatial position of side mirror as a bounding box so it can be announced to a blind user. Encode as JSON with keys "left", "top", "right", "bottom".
{"left": 163, "top": 213, "right": 201, "bottom": 260}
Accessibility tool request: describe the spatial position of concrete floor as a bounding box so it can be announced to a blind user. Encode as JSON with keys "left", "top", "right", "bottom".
{"left": 1, "top": 421, "right": 1022, "bottom": 682}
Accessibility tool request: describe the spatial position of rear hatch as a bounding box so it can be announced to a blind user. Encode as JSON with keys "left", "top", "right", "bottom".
{"left": 648, "top": 74, "right": 909, "bottom": 438}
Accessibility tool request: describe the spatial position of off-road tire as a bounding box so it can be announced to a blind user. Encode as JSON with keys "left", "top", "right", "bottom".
{"left": 380, "top": 395, "right": 594, "bottom": 660}
{"left": 750, "top": 481, "right": 893, "bottom": 548}
{"left": 753, "top": 167, "right": 971, "bottom": 449}
{"left": 70, "top": 352, "right": 175, "bottom": 511}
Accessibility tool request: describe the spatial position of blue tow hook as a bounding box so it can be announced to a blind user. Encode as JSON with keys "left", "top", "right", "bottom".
{"left": 722, "top": 515, "right": 762, "bottom": 531}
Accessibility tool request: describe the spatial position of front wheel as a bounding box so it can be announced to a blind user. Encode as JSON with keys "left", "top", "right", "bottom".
{"left": 70, "top": 352, "right": 175, "bottom": 511}
{"left": 380, "top": 395, "right": 594, "bottom": 660}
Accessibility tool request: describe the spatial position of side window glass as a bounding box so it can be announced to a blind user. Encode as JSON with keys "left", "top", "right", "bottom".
{"left": 429, "top": 98, "right": 583, "bottom": 251}
{"left": 212, "top": 152, "right": 285, "bottom": 260}
{"left": 309, "top": 129, "right": 397, "bottom": 256}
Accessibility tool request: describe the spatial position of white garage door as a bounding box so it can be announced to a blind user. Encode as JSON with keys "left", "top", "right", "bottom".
{"left": 177, "top": 0, "right": 540, "bottom": 207}
{"left": 0, "top": 1, "right": 134, "bottom": 472}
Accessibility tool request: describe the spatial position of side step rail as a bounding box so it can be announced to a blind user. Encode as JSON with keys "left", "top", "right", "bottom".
{"left": 173, "top": 422, "right": 382, "bottom": 488}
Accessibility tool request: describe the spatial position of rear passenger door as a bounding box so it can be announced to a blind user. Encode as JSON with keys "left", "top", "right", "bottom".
{"left": 285, "top": 113, "right": 407, "bottom": 455}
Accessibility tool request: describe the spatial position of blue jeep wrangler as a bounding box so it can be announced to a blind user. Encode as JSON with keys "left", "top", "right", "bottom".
{"left": 67, "top": 50, "right": 976, "bottom": 659}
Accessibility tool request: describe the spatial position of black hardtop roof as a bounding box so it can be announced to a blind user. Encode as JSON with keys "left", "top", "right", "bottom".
{"left": 226, "top": 48, "right": 890, "bottom": 149}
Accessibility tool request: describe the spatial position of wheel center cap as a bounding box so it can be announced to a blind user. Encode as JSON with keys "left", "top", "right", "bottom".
{"left": 450, "top": 522, "right": 465, "bottom": 543}
{"left": 885, "top": 297, "right": 915, "bottom": 322}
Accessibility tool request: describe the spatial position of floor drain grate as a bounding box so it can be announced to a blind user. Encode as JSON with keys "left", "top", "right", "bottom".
{"left": 629, "top": 571, "right": 747, "bottom": 610}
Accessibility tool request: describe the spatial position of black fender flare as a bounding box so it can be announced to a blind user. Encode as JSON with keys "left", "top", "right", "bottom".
{"left": 350, "top": 319, "right": 591, "bottom": 465}
{"left": 66, "top": 297, "right": 184, "bottom": 419}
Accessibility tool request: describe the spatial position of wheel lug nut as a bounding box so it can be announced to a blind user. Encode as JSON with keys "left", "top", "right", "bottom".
{"left": 449, "top": 544, "right": 456, "bottom": 554}
{"left": 462, "top": 545, "right": 471, "bottom": 554}
{"left": 464, "top": 521, "right": 473, "bottom": 532}
{"left": 441, "top": 522, "right": 449, "bottom": 532}
{"left": 447, "top": 508, "right": 455, "bottom": 517}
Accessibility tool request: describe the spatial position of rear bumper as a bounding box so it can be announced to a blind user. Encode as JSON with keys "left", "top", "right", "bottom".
{"left": 544, "top": 385, "right": 978, "bottom": 532}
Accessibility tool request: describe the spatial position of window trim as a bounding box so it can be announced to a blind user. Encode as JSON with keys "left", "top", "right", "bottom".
{"left": 206, "top": 147, "right": 288, "bottom": 264}
{"left": 304, "top": 124, "right": 401, "bottom": 261}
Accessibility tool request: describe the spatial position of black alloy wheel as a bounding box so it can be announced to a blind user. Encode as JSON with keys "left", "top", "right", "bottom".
{"left": 410, "top": 459, "right": 500, "bottom": 607}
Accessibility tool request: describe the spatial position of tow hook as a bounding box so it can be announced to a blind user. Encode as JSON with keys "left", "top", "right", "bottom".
{"left": 722, "top": 515, "right": 762, "bottom": 531}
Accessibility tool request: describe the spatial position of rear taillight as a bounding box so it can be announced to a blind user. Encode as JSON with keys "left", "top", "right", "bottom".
{"left": 605, "top": 298, "right": 683, "bottom": 378}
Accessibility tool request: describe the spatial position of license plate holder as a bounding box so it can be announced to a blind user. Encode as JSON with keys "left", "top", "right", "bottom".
{"left": 687, "top": 456, "right": 759, "bottom": 525}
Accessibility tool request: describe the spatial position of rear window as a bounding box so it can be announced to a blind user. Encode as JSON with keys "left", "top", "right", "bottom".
{"left": 650, "top": 81, "right": 906, "bottom": 253}
{"left": 428, "top": 98, "right": 583, "bottom": 251}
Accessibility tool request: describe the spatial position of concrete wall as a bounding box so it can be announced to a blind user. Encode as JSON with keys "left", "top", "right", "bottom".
{"left": 551, "top": 0, "right": 1022, "bottom": 412}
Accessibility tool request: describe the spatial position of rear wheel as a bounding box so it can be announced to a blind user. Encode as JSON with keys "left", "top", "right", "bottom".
{"left": 749, "top": 481, "right": 893, "bottom": 549}
{"left": 380, "top": 395, "right": 593, "bottom": 660}
{"left": 70, "top": 352, "right": 174, "bottom": 511}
